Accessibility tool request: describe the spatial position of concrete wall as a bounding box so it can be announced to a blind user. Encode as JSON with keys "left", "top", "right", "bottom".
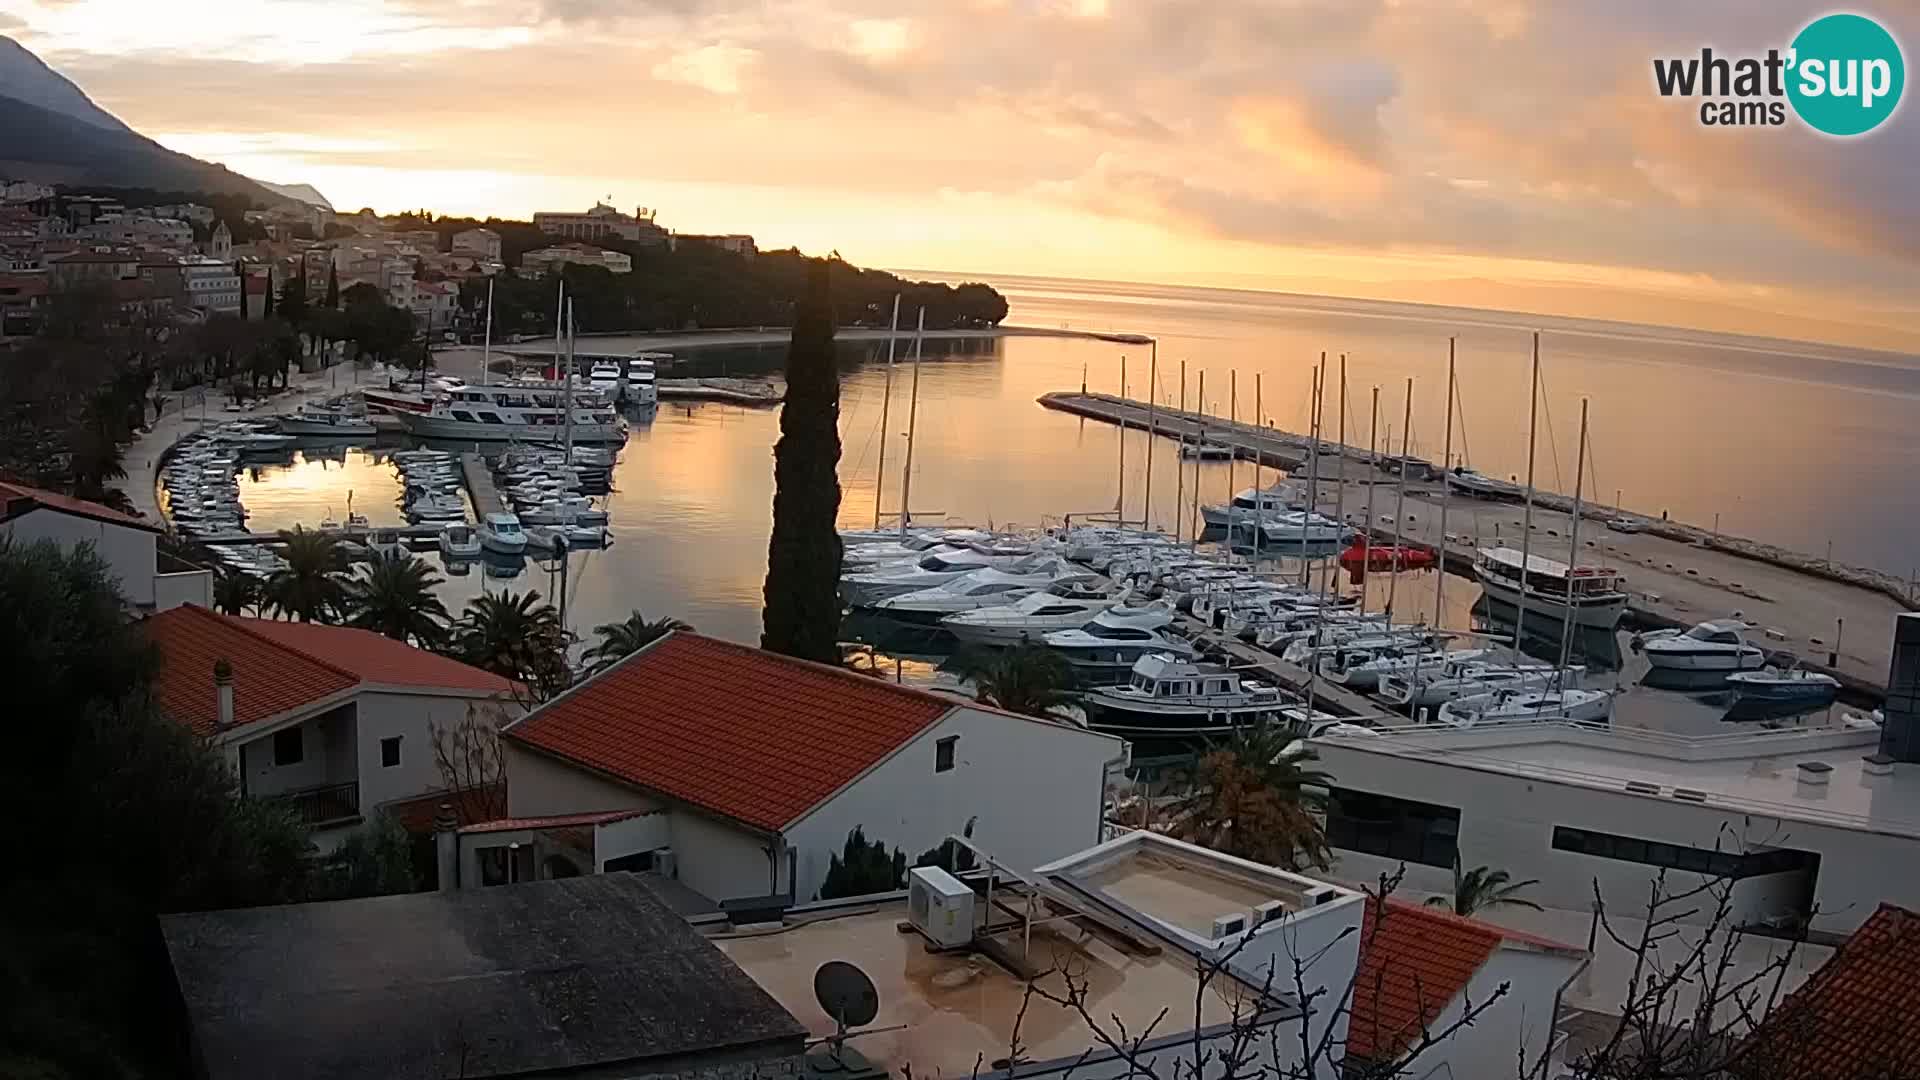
{"left": 1312, "top": 743, "right": 1908, "bottom": 938}
{"left": 2, "top": 509, "right": 156, "bottom": 606}
{"left": 596, "top": 810, "right": 672, "bottom": 870}
{"left": 353, "top": 691, "right": 509, "bottom": 811}
{"left": 153, "top": 569, "right": 212, "bottom": 611}
{"left": 670, "top": 809, "right": 776, "bottom": 903}
{"left": 504, "top": 742, "right": 660, "bottom": 817}
{"left": 783, "top": 707, "right": 1124, "bottom": 901}
{"left": 1401, "top": 947, "right": 1581, "bottom": 1080}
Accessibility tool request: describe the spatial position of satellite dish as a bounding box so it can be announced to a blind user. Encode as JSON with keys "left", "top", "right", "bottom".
{"left": 814, "top": 960, "right": 880, "bottom": 1030}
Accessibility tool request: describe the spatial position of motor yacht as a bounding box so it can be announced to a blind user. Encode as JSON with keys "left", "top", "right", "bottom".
{"left": 1473, "top": 546, "right": 1628, "bottom": 630}
{"left": 396, "top": 381, "right": 626, "bottom": 443}
{"left": 840, "top": 544, "right": 1045, "bottom": 608}
{"left": 1200, "top": 484, "right": 1302, "bottom": 528}
{"left": 1438, "top": 685, "right": 1614, "bottom": 726}
{"left": 875, "top": 564, "right": 1089, "bottom": 623}
{"left": 1634, "top": 620, "right": 1767, "bottom": 671}
{"left": 588, "top": 361, "right": 622, "bottom": 396}
{"left": 939, "top": 585, "right": 1122, "bottom": 646}
{"left": 1081, "top": 653, "right": 1291, "bottom": 738}
{"left": 1725, "top": 667, "right": 1841, "bottom": 717}
{"left": 277, "top": 400, "right": 378, "bottom": 437}
{"left": 1042, "top": 606, "right": 1195, "bottom": 683}
{"left": 1319, "top": 646, "right": 1493, "bottom": 692}
{"left": 478, "top": 512, "right": 529, "bottom": 555}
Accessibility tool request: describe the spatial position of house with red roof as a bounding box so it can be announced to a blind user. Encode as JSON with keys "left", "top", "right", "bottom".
{"left": 462, "top": 631, "right": 1126, "bottom": 905}
{"left": 1345, "top": 896, "right": 1588, "bottom": 1079}
{"left": 1735, "top": 902, "right": 1920, "bottom": 1078}
{"left": 144, "top": 605, "right": 516, "bottom": 851}
{"left": 1, "top": 480, "right": 209, "bottom": 611}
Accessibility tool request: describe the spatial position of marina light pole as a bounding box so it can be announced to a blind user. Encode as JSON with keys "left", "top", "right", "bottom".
{"left": 872, "top": 294, "right": 900, "bottom": 531}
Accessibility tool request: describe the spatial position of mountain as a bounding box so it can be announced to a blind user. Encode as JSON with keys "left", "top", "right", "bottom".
{"left": 0, "top": 35, "right": 289, "bottom": 204}
{"left": 0, "top": 35, "right": 129, "bottom": 133}
{"left": 258, "top": 180, "right": 333, "bottom": 209}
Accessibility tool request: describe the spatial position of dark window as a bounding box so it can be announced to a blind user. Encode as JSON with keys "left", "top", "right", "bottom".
{"left": 603, "top": 850, "right": 655, "bottom": 873}
{"left": 1550, "top": 826, "right": 1814, "bottom": 880}
{"left": 478, "top": 412, "right": 505, "bottom": 424}
{"left": 273, "top": 727, "right": 303, "bottom": 767}
{"left": 1326, "top": 787, "right": 1459, "bottom": 868}
{"left": 935, "top": 736, "right": 958, "bottom": 773}
{"left": 451, "top": 410, "right": 477, "bottom": 423}
{"left": 380, "top": 736, "right": 401, "bottom": 768}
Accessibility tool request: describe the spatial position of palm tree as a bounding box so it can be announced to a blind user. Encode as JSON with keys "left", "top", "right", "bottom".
{"left": 953, "top": 644, "right": 1079, "bottom": 718}
{"left": 1170, "top": 725, "right": 1333, "bottom": 871}
{"left": 263, "top": 526, "right": 347, "bottom": 622}
{"left": 342, "top": 550, "right": 450, "bottom": 646}
{"left": 583, "top": 610, "right": 691, "bottom": 674}
{"left": 1427, "top": 857, "right": 1542, "bottom": 917}
{"left": 212, "top": 568, "right": 261, "bottom": 616}
{"left": 451, "top": 590, "right": 571, "bottom": 701}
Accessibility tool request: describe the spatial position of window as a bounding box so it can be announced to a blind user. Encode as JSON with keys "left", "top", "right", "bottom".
{"left": 380, "top": 736, "right": 402, "bottom": 768}
{"left": 272, "top": 727, "right": 303, "bottom": 767}
{"left": 1550, "top": 826, "right": 1806, "bottom": 879}
{"left": 935, "top": 735, "right": 958, "bottom": 773}
{"left": 1326, "top": 787, "right": 1460, "bottom": 868}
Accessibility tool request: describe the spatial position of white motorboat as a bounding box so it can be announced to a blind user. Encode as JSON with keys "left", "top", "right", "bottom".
{"left": 367, "top": 528, "right": 405, "bottom": 559}
{"left": 478, "top": 512, "right": 529, "bottom": 555}
{"left": 519, "top": 497, "right": 609, "bottom": 526}
{"left": 1443, "top": 467, "right": 1526, "bottom": 500}
{"left": 1281, "top": 622, "right": 1428, "bottom": 665}
{"left": 1725, "top": 668, "right": 1841, "bottom": 716}
{"left": 843, "top": 530, "right": 994, "bottom": 571}
{"left": 841, "top": 545, "right": 1045, "bottom": 607}
{"left": 1377, "top": 659, "right": 1569, "bottom": 710}
{"left": 625, "top": 355, "right": 663, "bottom": 406}
{"left": 212, "top": 429, "right": 297, "bottom": 452}
{"left": 940, "top": 585, "right": 1122, "bottom": 646}
{"left": 875, "top": 564, "right": 1088, "bottom": 623}
{"left": 407, "top": 494, "right": 468, "bottom": 523}
{"left": 1634, "top": 620, "right": 1766, "bottom": 671}
{"left": 395, "top": 381, "right": 626, "bottom": 443}
{"left": 588, "top": 361, "right": 622, "bottom": 396}
{"left": 1200, "top": 485, "right": 1303, "bottom": 528}
{"left": 1320, "top": 646, "right": 1495, "bottom": 692}
{"left": 438, "top": 524, "right": 482, "bottom": 560}
{"left": 1043, "top": 606, "right": 1195, "bottom": 683}
{"left": 1438, "top": 686, "right": 1614, "bottom": 726}
{"left": 557, "top": 523, "right": 609, "bottom": 547}
{"left": 1180, "top": 442, "right": 1235, "bottom": 461}
{"left": 1473, "top": 546, "right": 1629, "bottom": 630}
{"left": 277, "top": 401, "right": 378, "bottom": 437}
{"left": 1254, "top": 511, "right": 1351, "bottom": 546}
{"left": 1082, "top": 653, "right": 1291, "bottom": 738}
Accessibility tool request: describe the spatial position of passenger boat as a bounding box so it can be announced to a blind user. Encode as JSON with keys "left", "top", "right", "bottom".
{"left": 1081, "top": 653, "right": 1291, "bottom": 737}
{"left": 939, "top": 585, "right": 1122, "bottom": 646}
{"left": 1472, "top": 547, "right": 1628, "bottom": 630}
{"left": 1725, "top": 668, "right": 1840, "bottom": 716}
{"left": 394, "top": 382, "right": 626, "bottom": 443}
{"left": 1633, "top": 620, "right": 1766, "bottom": 671}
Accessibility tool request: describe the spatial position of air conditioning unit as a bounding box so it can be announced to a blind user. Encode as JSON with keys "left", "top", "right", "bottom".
{"left": 653, "top": 848, "right": 677, "bottom": 878}
{"left": 1210, "top": 912, "right": 1249, "bottom": 939}
{"left": 1302, "top": 885, "right": 1341, "bottom": 907}
{"left": 1253, "top": 899, "right": 1287, "bottom": 925}
{"left": 907, "top": 866, "right": 975, "bottom": 949}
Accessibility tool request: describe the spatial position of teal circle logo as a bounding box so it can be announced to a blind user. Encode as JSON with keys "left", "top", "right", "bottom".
{"left": 1787, "top": 13, "right": 1905, "bottom": 136}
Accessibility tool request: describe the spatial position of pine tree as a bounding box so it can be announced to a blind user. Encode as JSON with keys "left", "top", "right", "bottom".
{"left": 325, "top": 264, "right": 339, "bottom": 309}
{"left": 760, "top": 263, "right": 844, "bottom": 663}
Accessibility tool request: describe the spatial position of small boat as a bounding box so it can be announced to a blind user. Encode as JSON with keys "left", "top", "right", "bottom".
{"left": 588, "top": 361, "right": 623, "bottom": 396}
{"left": 1180, "top": 442, "right": 1236, "bottom": 461}
{"left": 478, "top": 512, "right": 528, "bottom": 555}
{"left": 1321, "top": 646, "right": 1495, "bottom": 692}
{"left": 407, "top": 494, "right": 467, "bottom": 523}
{"left": 438, "top": 524, "right": 482, "bottom": 560}
{"left": 1082, "top": 653, "right": 1291, "bottom": 738}
{"left": 1377, "top": 660, "right": 1569, "bottom": 710}
{"left": 841, "top": 544, "right": 1048, "bottom": 608}
{"left": 1337, "top": 539, "right": 1436, "bottom": 573}
{"left": 518, "top": 497, "right": 609, "bottom": 526}
{"left": 558, "top": 523, "right": 609, "bottom": 547}
{"left": 1255, "top": 511, "right": 1352, "bottom": 546}
{"left": 1725, "top": 668, "right": 1840, "bottom": 716}
{"left": 1444, "top": 467, "right": 1526, "bottom": 500}
{"left": 1438, "top": 686, "right": 1614, "bottom": 726}
{"left": 1634, "top": 620, "right": 1766, "bottom": 672}
{"left": 277, "top": 401, "right": 378, "bottom": 437}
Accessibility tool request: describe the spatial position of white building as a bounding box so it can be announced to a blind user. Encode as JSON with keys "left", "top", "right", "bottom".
{"left": 207, "top": 220, "right": 232, "bottom": 260}
{"left": 673, "top": 233, "right": 757, "bottom": 257}
{"left": 409, "top": 279, "right": 457, "bottom": 330}
{"left": 1311, "top": 706, "right": 1919, "bottom": 942}
{"left": 180, "top": 257, "right": 241, "bottom": 314}
{"left": 468, "top": 631, "right": 1128, "bottom": 906}
{"left": 451, "top": 227, "right": 501, "bottom": 260}
{"left": 144, "top": 605, "right": 518, "bottom": 852}
{"left": 0, "top": 481, "right": 207, "bottom": 611}
{"left": 521, "top": 243, "right": 632, "bottom": 277}
{"left": 532, "top": 202, "right": 667, "bottom": 246}
{"left": 86, "top": 213, "right": 194, "bottom": 250}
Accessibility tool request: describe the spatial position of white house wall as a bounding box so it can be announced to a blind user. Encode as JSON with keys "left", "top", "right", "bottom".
{"left": 783, "top": 707, "right": 1124, "bottom": 903}
{"left": 3, "top": 509, "right": 156, "bottom": 606}
{"left": 241, "top": 707, "right": 351, "bottom": 798}
{"left": 1312, "top": 745, "right": 1911, "bottom": 937}
{"left": 669, "top": 809, "right": 778, "bottom": 903}
{"left": 354, "top": 690, "right": 512, "bottom": 812}
{"left": 1394, "top": 948, "right": 1581, "bottom": 1080}
{"left": 504, "top": 743, "right": 660, "bottom": 817}
{"left": 594, "top": 811, "right": 672, "bottom": 870}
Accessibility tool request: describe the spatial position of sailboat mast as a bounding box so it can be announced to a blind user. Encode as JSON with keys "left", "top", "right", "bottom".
{"left": 1226, "top": 372, "right": 1238, "bottom": 546}
{"left": 1325, "top": 355, "right": 1347, "bottom": 610}
{"left": 1417, "top": 339, "right": 1456, "bottom": 698}
{"left": 1174, "top": 361, "right": 1186, "bottom": 544}
{"left": 1363, "top": 386, "right": 1379, "bottom": 606}
{"left": 1252, "top": 373, "right": 1263, "bottom": 566}
{"left": 1192, "top": 370, "right": 1205, "bottom": 550}
{"left": 1515, "top": 332, "right": 1542, "bottom": 647}
{"left": 1302, "top": 358, "right": 1322, "bottom": 589}
{"left": 1557, "top": 398, "right": 1591, "bottom": 678}
{"left": 897, "top": 307, "right": 925, "bottom": 538}
{"left": 873, "top": 294, "right": 900, "bottom": 531}
{"left": 1116, "top": 355, "right": 1126, "bottom": 521}
{"left": 1387, "top": 377, "right": 1412, "bottom": 620}
{"left": 481, "top": 276, "right": 494, "bottom": 388}
{"left": 1143, "top": 350, "right": 1156, "bottom": 532}
{"left": 553, "top": 279, "right": 565, "bottom": 382}
{"left": 563, "top": 298, "right": 575, "bottom": 458}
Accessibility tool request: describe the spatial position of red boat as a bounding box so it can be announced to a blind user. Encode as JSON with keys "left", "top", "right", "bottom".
{"left": 1338, "top": 540, "right": 1436, "bottom": 575}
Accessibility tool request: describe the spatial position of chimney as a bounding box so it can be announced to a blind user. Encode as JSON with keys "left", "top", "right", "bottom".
{"left": 1880, "top": 613, "right": 1920, "bottom": 763}
{"left": 1795, "top": 760, "right": 1832, "bottom": 798}
{"left": 213, "top": 658, "right": 234, "bottom": 732}
{"left": 434, "top": 803, "right": 460, "bottom": 891}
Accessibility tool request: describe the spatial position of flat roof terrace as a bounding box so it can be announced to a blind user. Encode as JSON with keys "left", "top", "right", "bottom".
{"left": 716, "top": 906, "right": 1271, "bottom": 1079}
{"left": 1080, "top": 850, "right": 1297, "bottom": 939}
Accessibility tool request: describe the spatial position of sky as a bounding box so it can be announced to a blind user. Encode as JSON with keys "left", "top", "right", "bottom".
{"left": 3, "top": 0, "right": 1917, "bottom": 349}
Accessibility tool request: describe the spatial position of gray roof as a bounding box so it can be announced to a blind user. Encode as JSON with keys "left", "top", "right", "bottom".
{"left": 161, "top": 874, "right": 806, "bottom": 1080}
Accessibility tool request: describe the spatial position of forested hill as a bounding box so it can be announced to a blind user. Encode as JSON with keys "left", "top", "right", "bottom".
{"left": 391, "top": 212, "right": 1010, "bottom": 332}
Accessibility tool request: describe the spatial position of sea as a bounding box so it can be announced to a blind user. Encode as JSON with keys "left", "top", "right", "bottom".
{"left": 225, "top": 275, "right": 1919, "bottom": 729}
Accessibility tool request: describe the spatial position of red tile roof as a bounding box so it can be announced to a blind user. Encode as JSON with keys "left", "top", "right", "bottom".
{"left": 504, "top": 632, "right": 955, "bottom": 832}
{"left": 1348, "top": 898, "right": 1505, "bottom": 1062}
{"left": 144, "top": 606, "right": 510, "bottom": 737}
{"left": 0, "top": 479, "right": 158, "bottom": 531}
{"left": 1739, "top": 903, "right": 1920, "bottom": 1078}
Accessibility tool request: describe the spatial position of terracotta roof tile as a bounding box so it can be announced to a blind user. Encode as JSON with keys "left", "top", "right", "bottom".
{"left": 0, "top": 479, "right": 158, "bottom": 531}
{"left": 504, "top": 632, "right": 954, "bottom": 832}
{"left": 459, "top": 809, "right": 650, "bottom": 835}
{"left": 145, "top": 606, "right": 510, "bottom": 736}
{"left": 1348, "top": 897, "right": 1504, "bottom": 1062}
{"left": 1739, "top": 903, "right": 1920, "bottom": 1078}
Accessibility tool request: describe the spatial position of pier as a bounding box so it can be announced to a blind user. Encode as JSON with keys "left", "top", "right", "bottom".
{"left": 461, "top": 452, "right": 509, "bottom": 517}
{"left": 1050, "top": 391, "right": 1909, "bottom": 696}
{"left": 1187, "top": 620, "right": 1382, "bottom": 718}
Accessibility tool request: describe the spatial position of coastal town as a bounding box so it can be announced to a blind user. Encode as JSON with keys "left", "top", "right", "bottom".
{"left": 3, "top": 6, "right": 1919, "bottom": 1080}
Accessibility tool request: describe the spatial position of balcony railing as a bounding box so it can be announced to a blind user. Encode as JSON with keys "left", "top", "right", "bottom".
{"left": 272, "top": 781, "right": 361, "bottom": 828}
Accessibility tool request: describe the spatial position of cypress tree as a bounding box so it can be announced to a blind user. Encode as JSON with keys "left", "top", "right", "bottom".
{"left": 761, "top": 263, "right": 844, "bottom": 663}
{"left": 263, "top": 269, "right": 275, "bottom": 318}
{"left": 234, "top": 260, "right": 247, "bottom": 320}
{"left": 325, "top": 264, "right": 339, "bottom": 309}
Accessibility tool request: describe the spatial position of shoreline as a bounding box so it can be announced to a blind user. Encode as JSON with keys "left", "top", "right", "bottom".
{"left": 484, "top": 323, "right": 1133, "bottom": 357}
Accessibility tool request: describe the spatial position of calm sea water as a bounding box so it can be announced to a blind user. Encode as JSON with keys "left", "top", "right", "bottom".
{"left": 229, "top": 276, "right": 1919, "bottom": 722}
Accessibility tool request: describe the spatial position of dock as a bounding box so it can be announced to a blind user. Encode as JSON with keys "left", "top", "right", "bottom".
{"left": 656, "top": 377, "right": 784, "bottom": 406}
{"left": 1050, "top": 391, "right": 1909, "bottom": 696}
{"left": 461, "top": 452, "right": 508, "bottom": 517}
{"left": 1187, "top": 620, "right": 1382, "bottom": 718}
{"left": 194, "top": 523, "right": 450, "bottom": 546}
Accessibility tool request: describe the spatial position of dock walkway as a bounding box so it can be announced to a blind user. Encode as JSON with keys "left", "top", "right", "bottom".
{"left": 462, "top": 453, "right": 508, "bottom": 518}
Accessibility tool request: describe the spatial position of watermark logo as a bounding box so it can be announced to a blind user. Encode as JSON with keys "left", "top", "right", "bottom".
{"left": 1652, "top": 12, "right": 1905, "bottom": 136}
